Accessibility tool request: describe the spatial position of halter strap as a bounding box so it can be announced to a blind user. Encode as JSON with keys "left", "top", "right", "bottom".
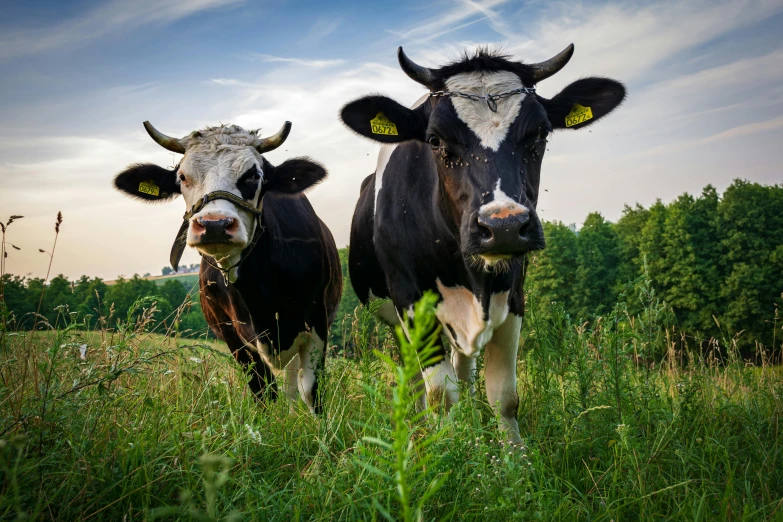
{"left": 429, "top": 86, "right": 536, "bottom": 112}
{"left": 170, "top": 187, "right": 267, "bottom": 284}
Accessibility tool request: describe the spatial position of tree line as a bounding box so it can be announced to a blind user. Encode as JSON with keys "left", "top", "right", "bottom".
{"left": 1, "top": 274, "right": 209, "bottom": 336}
{"left": 525, "top": 179, "right": 783, "bottom": 351}
{"left": 2, "top": 179, "right": 781, "bottom": 353}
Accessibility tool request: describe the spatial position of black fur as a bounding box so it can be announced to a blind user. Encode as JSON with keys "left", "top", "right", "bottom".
{"left": 114, "top": 163, "right": 180, "bottom": 201}
{"left": 538, "top": 77, "right": 626, "bottom": 130}
{"left": 237, "top": 165, "right": 261, "bottom": 200}
{"left": 201, "top": 193, "right": 342, "bottom": 412}
{"left": 343, "top": 47, "right": 624, "bottom": 378}
{"left": 434, "top": 48, "right": 536, "bottom": 88}
{"left": 112, "top": 154, "right": 340, "bottom": 412}
{"left": 263, "top": 157, "right": 328, "bottom": 194}
{"left": 340, "top": 95, "right": 428, "bottom": 143}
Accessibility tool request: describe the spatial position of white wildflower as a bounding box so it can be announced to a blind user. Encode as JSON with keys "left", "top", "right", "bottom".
{"left": 245, "top": 423, "right": 263, "bottom": 445}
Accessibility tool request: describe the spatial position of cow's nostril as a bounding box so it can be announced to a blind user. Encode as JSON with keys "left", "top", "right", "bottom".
{"left": 479, "top": 224, "right": 493, "bottom": 242}
{"left": 518, "top": 215, "right": 531, "bottom": 236}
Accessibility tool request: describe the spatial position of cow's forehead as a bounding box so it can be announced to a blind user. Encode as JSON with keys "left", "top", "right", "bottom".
{"left": 177, "top": 125, "right": 262, "bottom": 178}
{"left": 442, "top": 70, "right": 525, "bottom": 152}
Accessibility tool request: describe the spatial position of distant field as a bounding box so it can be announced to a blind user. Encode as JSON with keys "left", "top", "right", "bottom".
{"left": 105, "top": 273, "right": 200, "bottom": 286}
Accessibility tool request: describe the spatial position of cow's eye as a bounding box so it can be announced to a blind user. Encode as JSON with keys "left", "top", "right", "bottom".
{"left": 178, "top": 173, "right": 187, "bottom": 183}
{"left": 427, "top": 135, "right": 442, "bottom": 149}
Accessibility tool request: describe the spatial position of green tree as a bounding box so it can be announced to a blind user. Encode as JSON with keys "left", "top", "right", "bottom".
{"left": 717, "top": 180, "right": 783, "bottom": 348}
{"left": 526, "top": 221, "right": 579, "bottom": 317}
{"left": 572, "top": 213, "right": 622, "bottom": 319}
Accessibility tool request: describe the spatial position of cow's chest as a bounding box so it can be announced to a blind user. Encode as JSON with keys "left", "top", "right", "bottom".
{"left": 435, "top": 279, "right": 510, "bottom": 358}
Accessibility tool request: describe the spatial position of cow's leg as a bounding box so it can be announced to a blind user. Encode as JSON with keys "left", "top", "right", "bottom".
{"left": 256, "top": 336, "right": 305, "bottom": 397}
{"left": 451, "top": 349, "right": 477, "bottom": 396}
{"left": 298, "top": 329, "right": 325, "bottom": 414}
{"left": 484, "top": 314, "right": 523, "bottom": 445}
{"left": 389, "top": 300, "right": 456, "bottom": 413}
{"left": 228, "top": 346, "right": 277, "bottom": 401}
{"left": 421, "top": 352, "right": 459, "bottom": 413}
{"left": 282, "top": 353, "right": 301, "bottom": 409}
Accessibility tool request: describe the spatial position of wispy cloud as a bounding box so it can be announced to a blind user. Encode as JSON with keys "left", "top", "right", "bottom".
{"left": 253, "top": 54, "right": 345, "bottom": 68}
{"left": 387, "top": 0, "right": 512, "bottom": 44}
{"left": 0, "top": 0, "right": 244, "bottom": 60}
{"left": 301, "top": 17, "right": 342, "bottom": 45}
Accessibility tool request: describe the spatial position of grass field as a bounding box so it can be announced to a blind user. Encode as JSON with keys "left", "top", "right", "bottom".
{"left": 0, "top": 292, "right": 782, "bottom": 521}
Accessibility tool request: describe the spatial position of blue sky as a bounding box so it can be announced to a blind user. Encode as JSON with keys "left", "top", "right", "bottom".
{"left": 1, "top": 0, "right": 782, "bottom": 280}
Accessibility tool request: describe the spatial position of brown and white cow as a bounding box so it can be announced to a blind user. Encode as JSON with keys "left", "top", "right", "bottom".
{"left": 341, "top": 45, "right": 625, "bottom": 442}
{"left": 113, "top": 122, "right": 341, "bottom": 413}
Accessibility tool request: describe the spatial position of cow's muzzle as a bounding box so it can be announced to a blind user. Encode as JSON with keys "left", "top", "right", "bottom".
{"left": 192, "top": 216, "right": 239, "bottom": 244}
{"left": 476, "top": 203, "right": 532, "bottom": 254}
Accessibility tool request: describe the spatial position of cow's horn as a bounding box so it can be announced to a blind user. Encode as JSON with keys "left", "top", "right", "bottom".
{"left": 143, "top": 121, "right": 186, "bottom": 154}
{"left": 255, "top": 121, "right": 292, "bottom": 154}
{"left": 529, "top": 44, "right": 575, "bottom": 83}
{"left": 398, "top": 47, "right": 435, "bottom": 88}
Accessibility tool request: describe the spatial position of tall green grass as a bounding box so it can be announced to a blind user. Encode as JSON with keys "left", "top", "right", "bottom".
{"left": 0, "top": 280, "right": 781, "bottom": 520}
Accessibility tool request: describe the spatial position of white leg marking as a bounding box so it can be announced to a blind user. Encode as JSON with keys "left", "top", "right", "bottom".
{"left": 435, "top": 279, "right": 509, "bottom": 357}
{"left": 255, "top": 338, "right": 301, "bottom": 373}
{"left": 444, "top": 71, "right": 525, "bottom": 151}
{"left": 451, "top": 349, "right": 477, "bottom": 396}
{"left": 368, "top": 290, "right": 400, "bottom": 326}
{"left": 298, "top": 331, "right": 324, "bottom": 414}
{"left": 484, "top": 314, "right": 523, "bottom": 444}
{"left": 282, "top": 353, "right": 300, "bottom": 409}
{"left": 422, "top": 359, "right": 459, "bottom": 413}
{"left": 410, "top": 368, "right": 428, "bottom": 412}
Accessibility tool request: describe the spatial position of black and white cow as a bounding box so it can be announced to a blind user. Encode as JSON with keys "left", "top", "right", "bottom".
{"left": 341, "top": 45, "right": 625, "bottom": 442}
{"left": 113, "top": 122, "right": 342, "bottom": 413}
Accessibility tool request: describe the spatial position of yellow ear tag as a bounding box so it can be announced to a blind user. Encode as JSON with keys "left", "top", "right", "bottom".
{"left": 565, "top": 104, "right": 593, "bottom": 127}
{"left": 370, "top": 112, "right": 399, "bottom": 136}
{"left": 138, "top": 180, "right": 160, "bottom": 197}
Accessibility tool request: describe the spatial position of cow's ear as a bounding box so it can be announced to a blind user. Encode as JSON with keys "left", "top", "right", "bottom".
{"left": 265, "top": 157, "right": 327, "bottom": 194}
{"left": 540, "top": 77, "right": 626, "bottom": 130}
{"left": 340, "top": 95, "right": 427, "bottom": 143}
{"left": 114, "top": 163, "right": 180, "bottom": 202}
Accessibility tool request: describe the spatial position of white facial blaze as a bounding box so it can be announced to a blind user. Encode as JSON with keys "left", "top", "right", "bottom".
{"left": 479, "top": 178, "right": 529, "bottom": 218}
{"left": 444, "top": 71, "right": 525, "bottom": 151}
{"left": 435, "top": 279, "right": 510, "bottom": 357}
{"left": 177, "top": 125, "right": 266, "bottom": 266}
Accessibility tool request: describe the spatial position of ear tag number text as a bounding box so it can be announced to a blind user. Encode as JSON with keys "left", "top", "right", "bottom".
{"left": 138, "top": 180, "right": 160, "bottom": 197}
{"left": 370, "top": 112, "right": 399, "bottom": 136}
{"left": 565, "top": 104, "right": 593, "bottom": 127}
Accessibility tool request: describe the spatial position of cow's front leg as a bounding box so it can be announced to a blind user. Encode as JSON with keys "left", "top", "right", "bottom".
{"left": 484, "top": 314, "right": 523, "bottom": 445}
{"left": 421, "top": 352, "right": 459, "bottom": 413}
{"left": 395, "top": 304, "right": 458, "bottom": 414}
{"left": 282, "top": 353, "right": 301, "bottom": 410}
{"left": 451, "top": 349, "right": 477, "bottom": 396}
{"left": 255, "top": 336, "right": 303, "bottom": 405}
{"left": 298, "top": 330, "right": 325, "bottom": 414}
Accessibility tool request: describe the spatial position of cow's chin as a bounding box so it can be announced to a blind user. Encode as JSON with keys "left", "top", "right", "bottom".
{"left": 191, "top": 241, "right": 247, "bottom": 266}
{"left": 466, "top": 253, "right": 518, "bottom": 274}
